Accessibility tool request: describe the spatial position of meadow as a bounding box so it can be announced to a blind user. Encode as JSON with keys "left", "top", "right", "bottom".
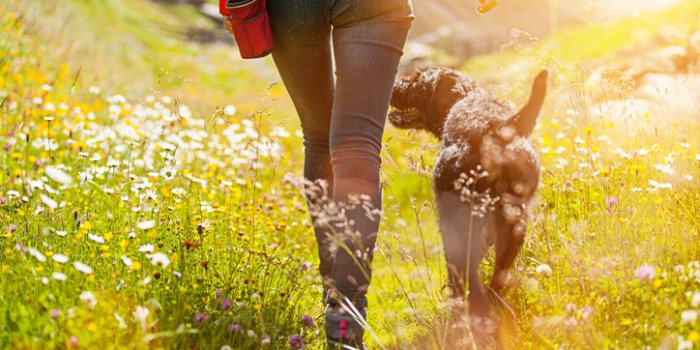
{"left": 0, "top": 0, "right": 699, "bottom": 349}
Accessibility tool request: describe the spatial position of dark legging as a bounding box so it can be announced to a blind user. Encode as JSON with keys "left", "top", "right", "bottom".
{"left": 267, "top": 0, "right": 413, "bottom": 307}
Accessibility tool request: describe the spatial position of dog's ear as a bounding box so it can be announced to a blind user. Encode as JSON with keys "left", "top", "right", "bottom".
{"left": 428, "top": 71, "right": 468, "bottom": 118}
{"left": 509, "top": 70, "right": 548, "bottom": 137}
{"left": 388, "top": 108, "right": 426, "bottom": 130}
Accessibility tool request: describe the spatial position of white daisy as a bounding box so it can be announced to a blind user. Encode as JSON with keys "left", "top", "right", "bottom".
{"left": 150, "top": 252, "right": 170, "bottom": 268}
{"left": 692, "top": 291, "right": 700, "bottom": 308}
{"left": 29, "top": 248, "right": 47, "bottom": 262}
{"left": 648, "top": 180, "right": 672, "bottom": 189}
{"left": 52, "top": 272, "right": 67, "bottom": 281}
{"left": 79, "top": 291, "right": 97, "bottom": 309}
{"left": 87, "top": 233, "right": 105, "bottom": 244}
{"left": 45, "top": 166, "right": 73, "bottom": 185}
{"left": 536, "top": 264, "right": 552, "bottom": 276}
{"left": 120, "top": 255, "right": 133, "bottom": 267}
{"left": 51, "top": 254, "right": 69, "bottom": 263}
{"left": 223, "top": 105, "right": 237, "bottom": 116}
{"left": 73, "top": 261, "right": 93, "bottom": 274}
{"left": 40, "top": 194, "right": 58, "bottom": 209}
{"left": 138, "top": 244, "right": 154, "bottom": 253}
{"left": 654, "top": 164, "right": 674, "bottom": 175}
{"left": 159, "top": 165, "right": 177, "bottom": 181}
{"left": 680, "top": 310, "right": 698, "bottom": 325}
{"left": 136, "top": 220, "right": 155, "bottom": 230}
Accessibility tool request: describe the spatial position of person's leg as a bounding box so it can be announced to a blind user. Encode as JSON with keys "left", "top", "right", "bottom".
{"left": 267, "top": 0, "right": 336, "bottom": 295}
{"left": 327, "top": 1, "right": 413, "bottom": 309}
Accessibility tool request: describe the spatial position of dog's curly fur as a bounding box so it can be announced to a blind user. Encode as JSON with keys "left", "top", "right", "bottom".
{"left": 389, "top": 68, "right": 548, "bottom": 321}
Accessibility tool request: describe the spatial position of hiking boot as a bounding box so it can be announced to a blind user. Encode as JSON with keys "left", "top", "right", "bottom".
{"left": 324, "top": 302, "right": 366, "bottom": 350}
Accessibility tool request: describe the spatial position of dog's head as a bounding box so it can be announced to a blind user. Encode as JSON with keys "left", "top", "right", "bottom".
{"left": 389, "top": 67, "right": 473, "bottom": 138}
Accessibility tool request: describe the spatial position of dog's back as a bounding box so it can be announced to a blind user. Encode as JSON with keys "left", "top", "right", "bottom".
{"left": 441, "top": 70, "right": 548, "bottom": 198}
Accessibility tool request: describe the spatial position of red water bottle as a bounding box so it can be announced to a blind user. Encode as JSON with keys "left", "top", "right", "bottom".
{"left": 220, "top": 0, "right": 273, "bottom": 59}
{"left": 219, "top": 0, "right": 229, "bottom": 15}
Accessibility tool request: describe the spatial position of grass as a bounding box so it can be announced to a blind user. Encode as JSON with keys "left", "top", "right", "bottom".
{"left": 1, "top": 0, "right": 699, "bottom": 349}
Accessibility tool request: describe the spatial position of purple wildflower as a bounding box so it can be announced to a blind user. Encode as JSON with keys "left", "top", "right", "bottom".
{"left": 634, "top": 264, "right": 655, "bottom": 282}
{"left": 50, "top": 309, "right": 62, "bottom": 320}
{"left": 220, "top": 299, "right": 233, "bottom": 310}
{"left": 0, "top": 196, "right": 6, "bottom": 205}
{"left": 579, "top": 305, "right": 594, "bottom": 319}
{"left": 300, "top": 261, "right": 311, "bottom": 270}
{"left": 289, "top": 334, "right": 304, "bottom": 349}
{"left": 194, "top": 312, "right": 209, "bottom": 325}
{"left": 215, "top": 290, "right": 222, "bottom": 299}
{"left": 69, "top": 335, "right": 78, "bottom": 347}
{"left": 301, "top": 314, "right": 314, "bottom": 328}
{"left": 605, "top": 196, "right": 619, "bottom": 210}
{"left": 227, "top": 323, "right": 240, "bottom": 333}
{"left": 8, "top": 225, "right": 17, "bottom": 233}
{"left": 3, "top": 143, "right": 11, "bottom": 151}
{"left": 563, "top": 317, "right": 578, "bottom": 328}
{"left": 15, "top": 243, "right": 27, "bottom": 253}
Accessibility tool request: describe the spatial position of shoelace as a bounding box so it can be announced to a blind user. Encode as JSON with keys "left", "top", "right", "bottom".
{"left": 339, "top": 319, "right": 347, "bottom": 339}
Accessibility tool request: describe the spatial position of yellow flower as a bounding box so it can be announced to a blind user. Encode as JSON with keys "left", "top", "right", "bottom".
{"left": 689, "top": 331, "right": 700, "bottom": 343}
{"left": 254, "top": 304, "right": 262, "bottom": 311}
{"left": 87, "top": 322, "right": 98, "bottom": 332}
{"left": 131, "top": 261, "right": 142, "bottom": 271}
{"left": 81, "top": 221, "right": 93, "bottom": 231}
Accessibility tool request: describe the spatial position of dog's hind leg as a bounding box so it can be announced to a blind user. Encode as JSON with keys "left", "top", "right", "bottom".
{"left": 435, "top": 190, "right": 490, "bottom": 317}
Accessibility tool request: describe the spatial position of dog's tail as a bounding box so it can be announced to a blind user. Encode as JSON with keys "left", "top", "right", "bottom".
{"left": 510, "top": 70, "right": 548, "bottom": 137}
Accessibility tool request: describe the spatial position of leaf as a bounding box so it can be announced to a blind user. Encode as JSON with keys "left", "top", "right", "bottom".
{"left": 477, "top": 0, "right": 499, "bottom": 15}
